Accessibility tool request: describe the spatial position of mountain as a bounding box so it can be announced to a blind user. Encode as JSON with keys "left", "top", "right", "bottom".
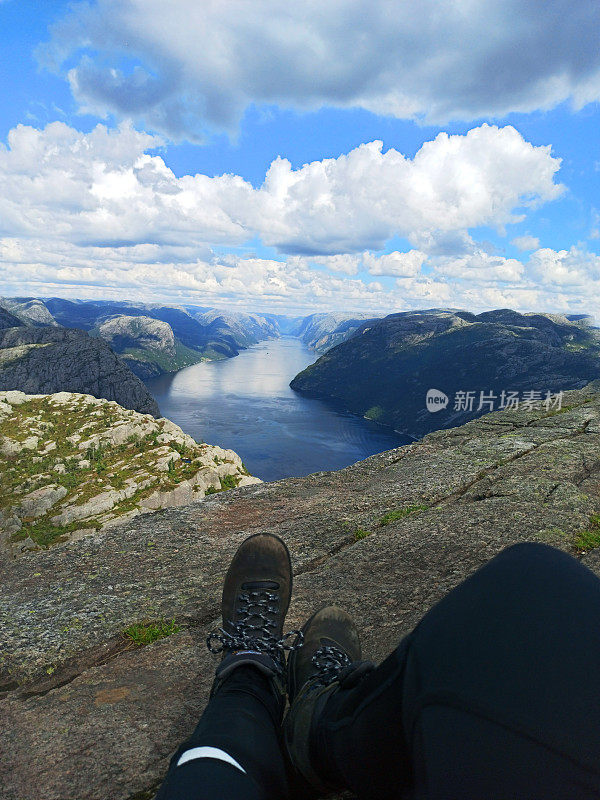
{"left": 0, "top": 307, "right": 25, "bottom": 329}
{"left": 290, "top": 309, "right": 600, "bottom": 438}
{"left": 9, "top": 298, "right": 285, "bottom": 368}
{"left": 43, "top": 298, "right": 148, "bottom": 329}
{"left": 0, "top": 326, "right": 160, "bottom": 416}
{"left": 262, "top": 312, "right": 304, "bottom": 334}
{"left": 294, "top": 311, "right": 381, "bottom": 352}
{"left": 93, "top": 315, "right": 206, "bottom": 379}
{"left": 0, "top": 390, "right": 259, "bottom": 555}
{"left": 191, "top": 308, "right": 279, "bottom": 348}
{"left": 0, "top": 298, "right": 59, "bottom": 327}
{"left": 3, "top": 382, "right": 600, "bottom": 799}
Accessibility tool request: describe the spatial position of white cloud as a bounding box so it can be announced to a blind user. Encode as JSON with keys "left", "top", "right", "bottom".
{"left": 511, "top": 234, "right": 540, "bottom": 251}
{"left": 527, "top": 246, "right": 600, "bottom": 287}
{"left": 0, "top": 238, "right": 407, "bottom": 313}
{"left": 3, "top": 236, "right": 600, "bottom": 316}
{"left": 292, "top": 254, "right": 363, "bottom": 275}
{"left": 41, "top": 0, "right": 600, "bottom": 139}
{"left": 0, "top": 121, "right": 562, "bottom": 257}
{"left": 363, "top": 250, "right": 426, "bottom": 277}
{"left": 252, "top": 126, "right": 562, "bottom": 254}
{"left": 3, "top": 120, "right": 594, "bottom": 315}
{"left": 432, "top": 247, "right": 524, "bottom": 282}
{"left": 290, "top": 250, "right": 427, "bottom": 277}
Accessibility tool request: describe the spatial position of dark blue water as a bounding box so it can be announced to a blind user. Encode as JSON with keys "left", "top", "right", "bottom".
{"left": 147, "top": 337, "right": 409, "bottom": 481}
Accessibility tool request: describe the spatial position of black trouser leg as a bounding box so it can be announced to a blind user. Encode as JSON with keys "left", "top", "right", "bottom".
{"left": 314, "top": 543, "right": 600, "bottom": 799}
{"left": 156, "top": 666, "right": 290, "bottom": 800}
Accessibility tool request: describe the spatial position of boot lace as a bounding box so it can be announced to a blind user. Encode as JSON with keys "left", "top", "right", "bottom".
{"left": 311, "top": 644, "right": 352, "bottom": 686}
{"left": 206, "top": 589, "right": 303, "bottom": 662}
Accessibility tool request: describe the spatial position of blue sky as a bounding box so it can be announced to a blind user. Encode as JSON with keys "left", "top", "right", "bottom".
{"left": 1, "top": 0, "right": 600, "bottom": 315}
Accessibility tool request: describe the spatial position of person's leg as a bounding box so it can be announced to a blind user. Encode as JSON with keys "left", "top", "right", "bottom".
{"left": 157, "top": 533, "right": 300, "bottom": 800}
{"left": 286, "top": 542, "right": 600, "bottom": 799}
{"left": 156, "top": 663, "right": 288, "bottom": 800}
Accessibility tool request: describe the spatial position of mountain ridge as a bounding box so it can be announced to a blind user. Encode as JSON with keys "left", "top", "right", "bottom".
{"left": 0, "top": 326, "right": 160, "bottom": 416}
{"left": 290, "top": 308, "right": 600, "bottom": 437}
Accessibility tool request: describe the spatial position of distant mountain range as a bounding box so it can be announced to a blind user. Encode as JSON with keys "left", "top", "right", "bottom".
{"left": 4, "top": 297, "right": 598, "bottom": 444}
{"left": 293, "top": 311, "right": 379, "bottom": 352}
{"left": 0, "top": 298, "right": 286, "bottom": 379}
{"left": 0, "top": 297, "right": 370, "bottom": 379}
{"left": 290, "top": 309, "right": 600, "bottom": 438}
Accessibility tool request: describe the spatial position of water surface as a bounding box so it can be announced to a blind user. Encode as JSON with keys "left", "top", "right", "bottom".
{"left": 147, "top": 337, "right": 409, "bottom": 481}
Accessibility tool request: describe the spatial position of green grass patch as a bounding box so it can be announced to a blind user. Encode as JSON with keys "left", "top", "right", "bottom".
{"left": 123, "top": 619, "right": 180, "bottom": 646}
{"left": 220, "top": 474, "right": 241, "bottom": 490}
{"left": 379, "top": 504, "right": 429, "bottom": 526}
{"left": 574, "top": 514, "right": 600, "bottom": 552}
{"left": 11, "top": 518, "right": 102, "bottom": 547}
{"left": 364, "top": 405, "right": 385, "bottom": 421}
{"left": 119, "top": 340, "right": 206, "bottom": 374}
{"left": 354, "top": 528, "right": 372, "bottom": 540}
{"left": 0, "top": 394, "right": 248, "bottom": 548}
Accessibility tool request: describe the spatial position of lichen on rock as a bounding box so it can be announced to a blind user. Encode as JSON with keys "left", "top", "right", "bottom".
{"left": 0, "top": 391, "right": 260, "bottom": 553}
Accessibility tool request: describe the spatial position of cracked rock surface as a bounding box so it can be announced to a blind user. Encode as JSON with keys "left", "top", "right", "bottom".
{"left": 3, "top": 383, "right": 600, "bottom": 799}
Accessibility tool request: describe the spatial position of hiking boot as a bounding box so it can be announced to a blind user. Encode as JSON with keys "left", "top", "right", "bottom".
{"left": 284, "top": 605, "right": 374, "bottom": 796}
{"left": 206, "top": 533, "right": 302, "bottom": 708}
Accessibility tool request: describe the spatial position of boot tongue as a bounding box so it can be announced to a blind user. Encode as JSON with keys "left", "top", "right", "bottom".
{"left": 241, "top": 580, "right": 279, "bottom": 589}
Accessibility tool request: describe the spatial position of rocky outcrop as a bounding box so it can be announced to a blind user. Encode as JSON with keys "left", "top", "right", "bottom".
{"left": 294, "top": 311, "right": 380, "bottom": 352}
{"left": 97, "top": 315, "right": 177, "bottom": 356}
{"left": 0, "top": 391, "right": 259, "bottom": 555}
{"left": 291, "top": 308, "right": 600, "bottom": 437}
{"left": 94, "top": 315, "right": 205, "bottom": 379}
{"left": 0, "top": 326, "right": 160, "bottom": 416}
{"left": 3, "top": 383, "right": 600, "bottom": 798}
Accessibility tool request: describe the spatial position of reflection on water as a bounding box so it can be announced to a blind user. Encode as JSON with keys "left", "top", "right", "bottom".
{"left": 147, "top": 337, "right": 409, "bottom": 481}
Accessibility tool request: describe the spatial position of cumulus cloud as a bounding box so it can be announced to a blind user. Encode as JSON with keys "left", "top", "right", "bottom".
{"left": 289, "top": 250, "right": 427, "bottom": 277}
{"left": 3, "top": 235, "right": 600, "bottom": 315}
{"left": 363, "top": 250, "right": 426, "bottom": 277}
{"left": 0, "top": 121, "right": 562, "bottom": 256}
{"left": 0, "top": 120, "right": 586, "bottom": 314}
{"left": 0, "top": 237, "right": 406, "bottom": 313}
{"left": 41, "top": 0, "right": 600, "bottom": 139}
{"left": 432, "top": 250, "right": 524, "bottom": 282}
{"left": 527, "top": 246, "right": 600, "bottom": 287}
{"left": 512, "top": 234, "right": 540, "bottom": 251}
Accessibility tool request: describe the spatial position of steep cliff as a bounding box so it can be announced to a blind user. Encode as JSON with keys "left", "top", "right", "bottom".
{"left": 291, "top": 309, "right": 600, "bottom": 437}
{"left": 0, "top": 326, "right": 160, "bottom": 416}
{"left": 3, "top": 382, "right": 600, "bottom": 799}
{"left": 1, "top": 297, "right": 59, "bottom": 326}
{"left": 192, "top": 308, "right": 279, "bottom": 348}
